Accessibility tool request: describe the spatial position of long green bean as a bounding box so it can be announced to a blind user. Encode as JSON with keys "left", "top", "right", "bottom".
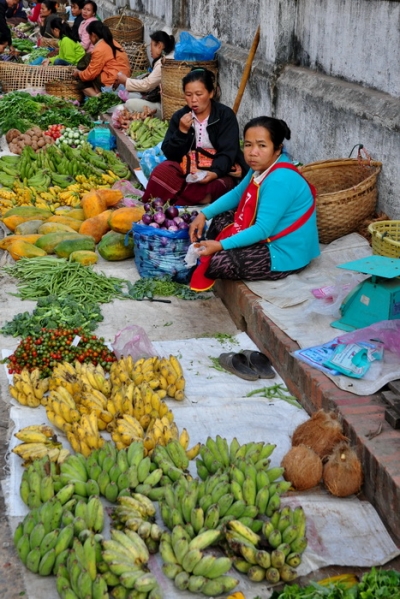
{"left": 4, "top": 257, "right": 129, "bottom": 304}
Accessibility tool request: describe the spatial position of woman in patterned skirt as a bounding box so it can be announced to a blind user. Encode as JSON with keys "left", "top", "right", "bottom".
{"left": 189, "top": 116, "right": 320, "bottom": 291}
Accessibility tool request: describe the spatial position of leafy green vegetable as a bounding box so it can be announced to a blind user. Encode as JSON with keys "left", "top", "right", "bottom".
{"left": 125, "top": 276, "right": 212, "bottom": 301}
{"left": 83, "top": 92, "right": 120, "bottom": 118}
{"left": 1, "top": 295, "right": 103, "bottom": 337}
{"left": 0, "top": 91, "right": 92, "bottom": 134}
{"left": 358, "top": 568, "right": 400, "bottom": 599}
{"left": 271, "top": 580, "right": 358, "bottom": 599}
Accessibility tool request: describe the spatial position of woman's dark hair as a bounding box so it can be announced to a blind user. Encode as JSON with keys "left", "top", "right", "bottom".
{"left": 51, "top": 17, "right": 79, "bottom": 41}
{"left": 83, "top": 0, "right": 97, "bottom": 14}
{"left": 149, "top": 30, "right": 175, "bottom": 56}
{"left": 243, "top": 117, "right": 291, "bottom": 150}
{"left": 86, "top": 21, "right": 121, "bottom": 57}
{"left": 182, "top": 67, "right": 215, "bottom": 93}
{"left": 71, "top": 0, "right": 84, "bottom": 8}
{"left": 42, "top": 0, "right": 57, "bottom": 13}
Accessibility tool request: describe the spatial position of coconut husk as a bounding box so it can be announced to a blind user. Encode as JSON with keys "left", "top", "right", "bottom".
{"left": 291, "top": 409, "right": 348, "bottom": 459}
{"left": 323, "top": 442, "right": 363, "bottom": 497}
{"left": 281, "top": 444, "right": 323, "bottom": 491}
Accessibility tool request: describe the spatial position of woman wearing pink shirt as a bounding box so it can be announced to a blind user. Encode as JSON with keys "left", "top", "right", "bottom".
{"left": 78, "top": 0, "right": 97, "bottom": 52}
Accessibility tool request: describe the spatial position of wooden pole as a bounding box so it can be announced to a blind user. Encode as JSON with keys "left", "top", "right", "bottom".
{"left": 232, "top": 26, "right": 261, "bottom": 115}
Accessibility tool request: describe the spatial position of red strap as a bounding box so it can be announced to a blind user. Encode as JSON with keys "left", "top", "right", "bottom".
{"left": 265, "top": 163, "right": 317, "bottom": 242}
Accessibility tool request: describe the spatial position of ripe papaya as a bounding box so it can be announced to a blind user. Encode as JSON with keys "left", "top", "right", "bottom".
{"left": 69, "top": 250, "right": 98, "bottom": 266}
{"left": 54, "top": 236, "right": 96, "bottom": 258}
{"left": 38, "top": 222, "right": 78, "bottom": 235}
{"left": 14, "top": 220, "right": 44, "bottom": 235}
{"left": 80, "top": 190, "right": 107, "bottom": 219}
{"left": 67, "top": 209, "right": 85, "bottom": 221}
{"left": 35, "top": 232, "right": 82, "bottom": 254}
{"left": 8, "top": 240, "right": 47, "bottom": 261}
{"left": 97, "top": 230, "right": 134, "bottom": 261}
{"left": 108, "top": 206, "right": 144, "bottom": 234}
{"left": 0, "top": 234, "right": 42, "bottom": 250}
{"left": 96, "top": 189, "right": 124, "bottom": 207}
{"left": 78, "top": 209, "right": 112, "bottom": 243}
{"left": 46, "top": 215, "right": 82, "bottom": 232}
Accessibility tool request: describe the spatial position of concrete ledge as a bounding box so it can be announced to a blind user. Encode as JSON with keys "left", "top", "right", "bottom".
{"left": 215, "top": 278, "right": 400, "bottom": 544}
{"left": 107, "top": 120, "right": 140, "bottom": 173}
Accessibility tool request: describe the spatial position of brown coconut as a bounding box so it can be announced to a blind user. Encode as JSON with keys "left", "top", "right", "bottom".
{"left": 291, "top": 409, "right": 348, "bottom": 458}
{"left": 323, "top": 442, "right": 363, "bottom": 497}
{"left": 281, "top": 444, "right": 323, "bottom": 491}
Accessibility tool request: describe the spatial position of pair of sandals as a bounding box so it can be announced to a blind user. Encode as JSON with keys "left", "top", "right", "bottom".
{"left": 218, "top": 350, "right": 275, "bottom": 381}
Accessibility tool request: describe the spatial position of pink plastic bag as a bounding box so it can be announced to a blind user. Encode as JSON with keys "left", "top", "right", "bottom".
{"left": 337, "top": 320, "right": 400, "bottom": 357}
{"left": 111, "top": 325, "right": 158, "bottom": 360}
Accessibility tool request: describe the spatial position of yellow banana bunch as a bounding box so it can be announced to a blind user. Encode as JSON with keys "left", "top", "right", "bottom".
{"left": 9, "top": 368, "right": 49, "bottom": 408}
{"left": 14, "top": 424, "right": 56, "bottom": 444}
{"left": 111, "top": 414, "right": 145, "bottom": 449}
{"left": 66, "top": 412, "right": 104, "bottom": 457}
{"left": 78, "top": 362, "right": 111, "bottom": 396}
{"left": 46, "top": 386, "right": 80, "bottom": 433}
{"left": 12, "top": 432, "right": 65, "bottom": 466}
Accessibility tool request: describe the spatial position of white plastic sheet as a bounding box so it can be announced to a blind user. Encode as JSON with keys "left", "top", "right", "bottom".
{"left": 2, "top": 334, "right": 399, "bottom": 599}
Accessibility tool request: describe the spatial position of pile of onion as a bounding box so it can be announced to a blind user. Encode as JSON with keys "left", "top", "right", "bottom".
{"left": 323, "top": 442, "right": 363, "bottom": 497}
{"left": 140, "top": 198, "right": 198, "bottom": 232}
{"left": 291, "top": 410, "right": 348, "bottom": 458}
{"left": 281, "top": 444, "right": 323, "bottom": 491}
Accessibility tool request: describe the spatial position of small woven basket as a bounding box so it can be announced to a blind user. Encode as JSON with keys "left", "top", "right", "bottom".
{"left": 45, "top": 79, "right": 83, "bottom": 102}
{"left": 103, "top": 16, "right": 143, "bottom": 43}
{"left": 368, "top": 220, "right": 400, "bottom": 259}
{"left": 299, "top": 158, "right": 382, "bottom": 244}
{"left": 39, "top": 37, "right": 59, "bottom": 49}
{"left": 161, "top": 57, "right": 218, "bottom": 94}
{"left": 121, "top": 41, "right": 149, "bottom": 73}
{"left": 0, "top": 62, "right": 75, "bottom": 92}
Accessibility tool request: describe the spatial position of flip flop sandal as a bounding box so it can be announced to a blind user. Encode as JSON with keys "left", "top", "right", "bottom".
{"left": 218, "top": 352, "right": 259, "bottom": 381}
{"left": 241, "top": 350, "right": 275, "bottom": 379}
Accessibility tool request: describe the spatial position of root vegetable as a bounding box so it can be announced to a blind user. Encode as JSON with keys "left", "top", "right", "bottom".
{"left": 291, "top": 409, "right": 348, "bottom": 458}
{"left": 323, "top": 442, "right": 363, "bottom": 497}
{"left": 5, "top": 129, "right": 21, "bottom": 143}
{"left": 281, "top": 444, "right": 323, "bottom": 491}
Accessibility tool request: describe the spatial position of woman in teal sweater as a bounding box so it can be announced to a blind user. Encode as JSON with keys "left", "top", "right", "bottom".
{"left": 43, "top": 18, "right": 85, "bottom": 66}
{"left": 189, "top": 116, "right": 320, "bottom": 291}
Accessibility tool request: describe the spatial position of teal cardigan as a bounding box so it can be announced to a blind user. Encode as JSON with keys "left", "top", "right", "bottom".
{"left": 201, "top": 154, "right": 320, "bottom": 272}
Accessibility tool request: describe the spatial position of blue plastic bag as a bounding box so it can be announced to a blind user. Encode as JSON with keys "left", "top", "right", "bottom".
{"left": 87, "top": 126, "right": 116, "bottom": 150}
{"left": 132, "top": 223, "right": 192, "bottom": 283}
{"left": 138, "top": 143, "right": 166, "bottom": 179}
{"left": 175, "top": 32, "right": 221, "bottom": 61}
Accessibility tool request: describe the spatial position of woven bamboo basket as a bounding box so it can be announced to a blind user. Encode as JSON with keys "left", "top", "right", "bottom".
{"left": 103, "top": 16, "right": 143, "bottom": 43}
{"left": 45, "top": 79, "right": 83, "bottom": 102}
{"left": 0, "top": 63, "right": 75, "bottom": 92}
{"left": 121, "top": 41, "right": 149, "bottom": 73}
{"left": 161, "top": 93, "right": 185, "bottom": 120}
{"left": 368, "top": 220, "right": 400, "bottom": 259}
{"left": 39, "top": 38, "right": 59, "bottom": 49}
{"left": 161, "top": 57, "right": 218, "bottom": 96}
{"left": 299, "top": 158, "right": 382, "bottom": 244}
{"left": 56, "top": 10, "right": 68, "bottom": 21}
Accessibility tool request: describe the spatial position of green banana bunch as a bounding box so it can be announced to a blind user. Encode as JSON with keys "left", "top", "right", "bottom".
{"left": 151, "top": 443, "right": 188, "bottom": 485}
{"left": 111, "top": 492, "right": 162, "bottom": 554}
{"left": 19, "top": 457, "right": 58, "bottom": 508}
{"left": 226, "top": 506, "right": 308, "bottom": 584}
{"left": 160, "top": 527, "right": 238, "bottom": 596}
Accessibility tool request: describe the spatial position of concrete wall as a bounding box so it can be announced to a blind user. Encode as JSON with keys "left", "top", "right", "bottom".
{"left": 97, "top": 0, "right": 400, "bottom": 218}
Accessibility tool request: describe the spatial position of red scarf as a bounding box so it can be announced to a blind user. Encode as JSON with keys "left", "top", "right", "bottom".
{"left": 190, "top": 162, "right": 317, "bottom": 292}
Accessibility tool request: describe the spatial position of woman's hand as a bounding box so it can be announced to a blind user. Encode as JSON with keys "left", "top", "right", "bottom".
{"left": 179, "top": 112, "right": 194, "bottom": 134}
{"left": 41, "top": 59, "right": 50, "bottom": 67}
{"left": 189, "top": 212, "right": 206, "bottom": 243}
{"left": 72, "top": 69, "right": 80, "bottom": 78}
{"left": 198, "top": 170, "right": 218, "bottom": 185}
{"left": 194, "top": 240, "right": 222, "bottom": 256}
{"left": 117, "top": 72, "right": 127, "bottom": 85}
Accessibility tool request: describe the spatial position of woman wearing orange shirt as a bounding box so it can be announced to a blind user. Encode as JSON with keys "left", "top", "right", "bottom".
{"left": 73, "top": 21, "right": 130, "bottom": 97}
